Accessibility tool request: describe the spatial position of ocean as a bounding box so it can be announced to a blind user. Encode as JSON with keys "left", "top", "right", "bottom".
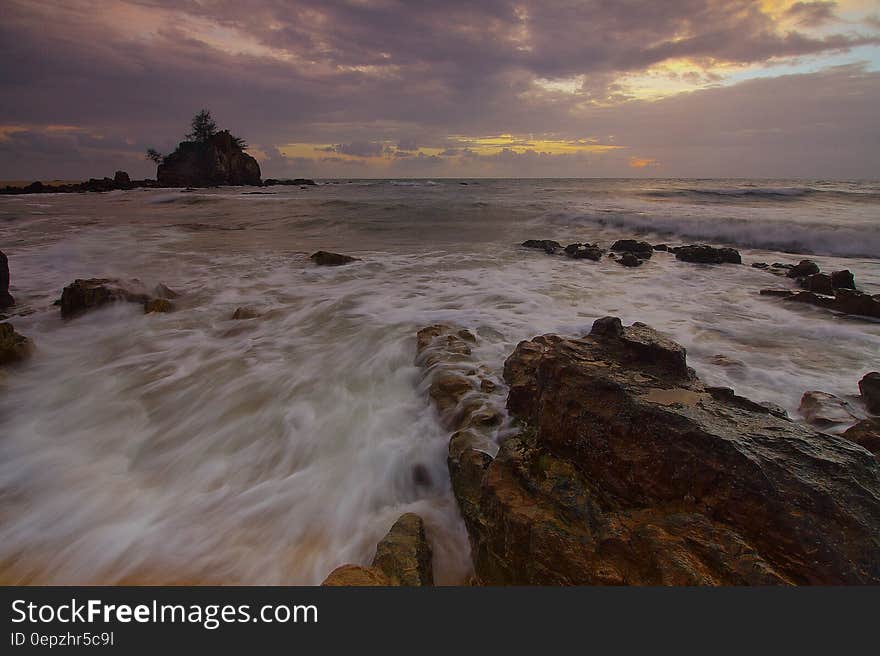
{"left": 0, "top": 178, "right": 878, "bottom": 584}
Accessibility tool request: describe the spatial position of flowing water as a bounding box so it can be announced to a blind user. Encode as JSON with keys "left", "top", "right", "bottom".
{"left": 1, "top": 178, "right": 878, "bottom": 584}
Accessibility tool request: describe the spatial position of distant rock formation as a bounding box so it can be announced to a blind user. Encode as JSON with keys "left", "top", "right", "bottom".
{"left": 157, "top": 131, "right": 261, "bottom": 187}
{"left": 1, "top": 173, "right": 158, "bottom": 195}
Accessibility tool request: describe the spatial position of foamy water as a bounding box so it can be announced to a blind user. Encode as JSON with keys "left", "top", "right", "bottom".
{"left": 1, "top": 179, "right": 878, "bottom": 584}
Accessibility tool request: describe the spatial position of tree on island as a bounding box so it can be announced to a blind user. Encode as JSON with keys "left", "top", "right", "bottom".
{"left": 145, "top": 109, "right": 248, "bottom": 165}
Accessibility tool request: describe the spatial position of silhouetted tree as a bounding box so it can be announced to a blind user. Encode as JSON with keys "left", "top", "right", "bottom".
{"left": 186, "top": 109, "right": 218, "bottom": 143}
{"left": 145, "top": 148, "right": 164, "bottom": 164}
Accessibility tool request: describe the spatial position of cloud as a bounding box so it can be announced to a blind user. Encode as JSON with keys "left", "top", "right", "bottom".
{"left": 785, "top": 2, "right": 838, "bottom": 27}
{"left": 318, "top": 141, "right": 386, "bottom": 157}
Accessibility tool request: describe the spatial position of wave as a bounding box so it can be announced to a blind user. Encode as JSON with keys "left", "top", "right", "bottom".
{"left": 642, "top": 187, "right": 880, "bottom": 203}
{"left": 560, "top": 212, "right": 880, "bottom": 258}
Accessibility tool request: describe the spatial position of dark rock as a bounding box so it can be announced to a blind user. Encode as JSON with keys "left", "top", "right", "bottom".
{"left": 563, "top": 243, "right": 604, "bottom": 261}
{"left": 843, "top": 418, "right": 880, "bottom": 457}
{"left": 113, "top": 170, "right": 131, "bottom": 186}
{"left": 799, "top": 391, "right": 860, "bottom": 428}
{"left": 428, "top": 317, "right": 880, "bottom": 585}
{"left": 760, "top": 288, "right": 880, "bottom": 319}
{"left": 611, "top": 240, "right": 653, "bottom": 258}
{"left": 310, "top": 251, "right": 359, "bottom": 266}
{"left": 370, "top": 513, "right": 433, "bottom": 586}
{"left": 653, "top": 244, "right": 670, "bottom": 252}
{"left": 231, "top": 306, "right": 260, "bottom": 320}
{"left": 787, "top": 260, "right": 820, "bottom": 278}
{"left": 0, "top": 322, "right": 33, "bottom": 366}
{"left": 59, "top": 279, "right": 152, "bottom": 319}
{"left": 157, "top": 131, "right": 261, "bottom": 187}
{"left": 800, "top": 273, "right": 834, "bottom": 296}
{"left": 860, "top": 372, "right": 880, "bottom": 414}
{"left": 831, "top": 270, "right": 855, "bottom": 290}
{"left": 263, "top": 178, "right": 316, "bottom": 186}
{"left": 521, "top": 239, "right": 562, "bottom": 254}
{"left": 144, "top": 298, "right": 173, "bottom": 314}
{"left": 0, "top": 251, "right": 14, "bottom": 308}
{"left": 752, "top": 262, "right": 769, "bottom": 269}
{"left": 618, "top": 252, "right": 643, "bottom": 267}
{"left": 675, "top": 244, "right": 742, "bottom": 264}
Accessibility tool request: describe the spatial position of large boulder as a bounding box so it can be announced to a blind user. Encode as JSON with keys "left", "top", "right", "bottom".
{"left": 0, "top": 322, "right": 33, "bottom": 366}
{"left": 59, "top": 279, "right": 154, "bottom": 319}
{"left": 799, "top": 391, "right": 861, "bottom": 428}
{"left": 0, "top": 250, "right": 13, "bottom": 308}
{"left": 674, "top": 244, "right": 741, "bottom": 264}
{"left": 787, "top": 260, "right": 820, "bottom": 278}
{"left": 422, "top": 318, "right": 880, "bottom": 585}
{"left": 844, "top": 419, "right": 880, "bottom": 457}
{"left": 859, "top": 373, "right": 880, "bottom": 415}
{"left": 157, "top": 131, "right": 261, "bottom": 187}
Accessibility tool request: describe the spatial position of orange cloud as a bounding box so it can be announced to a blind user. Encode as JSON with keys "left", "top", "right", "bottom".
{"left": 629, "top": 156, "right": 659, "bottom": 169}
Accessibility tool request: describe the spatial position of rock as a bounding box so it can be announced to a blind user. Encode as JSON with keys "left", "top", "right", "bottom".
{"left": 799, "top": 391, "right": 861, "bottom": 428}
{"left": 843, "top": 419, "right": 880, "bottom": 457}
{"left": 674, "top": 244, "right": 742, "bottom": 265}
{"left": 800, "top": 273, "right": 834, "bottom": 296}
{"left": 859, "top": 373, "right": 880, "bottom": 414}
{"left": 653, "top": 244, "right": 670, "bottom": 252}
{"left": 831, "top": 270, "right": 855, "bottom": 290}
{"left": 521, "top": 239, "right": 562, "bottom": 254}
{"left": 760, "top": 288, "right": 880, "bottom": 319}
{"left": 231, "top": 306, "right": 260, "bottom": 320}
{"left": 0, "top": 322, "right": 33, "bottom": 366}
{"left": 144, "top": 298, "right": 173, "bottom": 314}
{"left": 611, "top": 239, "right": 653, "bottom": 259}
{"left": 310, "top": 251, "right": 358, "bottom": 266}
{"left": 157, "top": 131, "right": 261, "bottom": 187}
{"left": 370, "top": 513, "right": 433, "bottom": 586}
{"left": 752, "top": 262, "right": 769, "bottom": 269}
{"left": 153, "top": 283, "right": 180, "bottom": 299}
{"left": 433, "top": 317, "right": 880, "bottom": 585}
{"left": 263, "top": 178, "right": 316, "bottom": 186}
{"left": 113, "top": 170, "right": 131, "bottom": 186}
{"left": 0, "top": 251, "right": 13, "bottom": 308}
{"left": 59, "top": 279, "right": 152, "bottom": 319}
{"left": 617, "top": 252, "right": 643, "bottom": 267}
{"left": 787, "top": 260, "right": 820, "bottom": 278}
{"left": 322, "top": 564, "right": 391, "bottom": 586}
{"left": 563, "top": 243, "right": 604, "bottom": 261}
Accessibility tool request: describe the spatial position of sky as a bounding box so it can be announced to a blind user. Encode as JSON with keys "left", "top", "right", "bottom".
{"left": 1, "top": 0, "right": 878, "bottom": 179}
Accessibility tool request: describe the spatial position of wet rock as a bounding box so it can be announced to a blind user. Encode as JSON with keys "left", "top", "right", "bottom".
{"left": 59, "top": 279, "right": 153, "bottom": 319}
{"left": 799, "top": 391, "right": 861, "bottom": 428}
{"left": 859, "top": 372, "right": 880, "bottom": 414}
{"left": 653, "top": 244, "right": 670, "bottom": 252}
{"left": 831, "top": 270, "right": 855, "bottom": 290}
{"left": 0, "top": 251, "right": 13, "bottom": 308}
{"left": 674, "top": 244, "right": 742, "bottom": 265}
{"left": 322, "top": 564, "right": 391, "bottom": 586}
{"left": 310, "top": 251, "right": 358, "bottom": 266}
{"left": 113, "top": 170, "right": 131, "bottom": 186}
{"left": 440, "top": 317, "right": 880, "bottom": 585}
{"left": 617, "top": 252, "right": 643, "bottom": 267}
{"left": 0, "top": 322, "right": 33, "bottom": 366}
{"left": 563, "top": 243, "right": 604, "bottom": 261}
{"left": 157, "top": 131, "right": 261, "bottom": 187}
{"left": 153, "top": 283, "right": 180, "bottom": 299}
{"left": 231, "top": 306, "right": 260, "bottom": 320}
{"left": 752, "top": 262, "right": 769, "bottom": 269}
{"left": 843, "top": 418, "right": 880, "bottom": 457}
{"left": 263, "top": 178, "right": 316, "bottom": 186}
{"left": 370, "top": 513, "right": 433, "bottom": 586}
{"left": 144, "top": 298, "right": 173, "bottom": 314}
{"left": 611, "top": 240, "right": 653, "bottom": 259}
{"left": 800, "top": 273, "right": 834, "bottom": 296}
{"left": 759, "top": 288, "right": 880, "bottom": 319}
{"left": 787, "top": 260, "right": 820, "bottom": 278}
{"left": 521, "top": 239, "right": 562, "bottom": 254}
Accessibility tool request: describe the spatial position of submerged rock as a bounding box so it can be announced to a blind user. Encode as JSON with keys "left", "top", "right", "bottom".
{"left": 310, "top": 251, "right": 359, "bottom": 266}
{"left": 843, "top": 419, "right": 880, "bottom": 457}
{"left": 674, "top": 244, "right": 742, "bottom": 265}
{"left": 799, "top": 391, "right": 861, "bottom": 428}
{"left": 653, "top": 244, "right": 670, "bottom": 252}
{"left": 521, "top": 239, "right": 562, "bottom": 254}
{"left": 321, "top": 513, "right": 434, "bottom": 586}
{"left": 563, "top": 243, "right": 604, "bottom": 261}
{"left": 144, "top": 298, "right": 173, "bottom": 314}
{"left": 153, "top": 283, "right": 180, "bottom": 300}
{"left": 617, "top": 252, "right": 643, "bottom": 267}
{"left": 59, "top": 279, "right": 152, "bottom": 319}
{"left": 787, "top": 260, "right": 820, "bottom": 278}
{"left": 0, "top": 322, "right": 33, "bottom": 366}
{"left": 611, "top": 239, "right": 653, "bottom": 259}
{"left": 426, "top": 317, "right": 880, "bottom": 585}
{"left": 0, "top": 251, "right": 13, "bottom": 308}
{"left": 759, "top": 288, "right": 880, "bottom": 319}
{"left": 860, "top": 372, "right": 880, "bottom": 414}
{"left": 231, "top": 306, "right": 260, "bottom": 320}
